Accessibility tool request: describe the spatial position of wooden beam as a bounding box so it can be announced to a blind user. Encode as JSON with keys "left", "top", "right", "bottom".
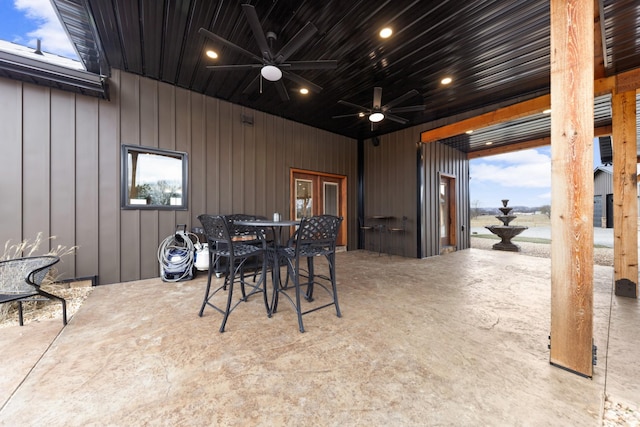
{"left": 420, "top": 95, "right": 550, "bottom": 143}
{"left": 612, "top": 90, "right": 638, "bottom": 298}
{"left": 616, "top": 68, "right": 640, "bottom": 94}
{"left": 595, "top": 75, "right": 615, "bottom": 96}
{"left": 549, "top": 0, "right": 594, "bottom": 378}
{"left": 595, "top": 124, "right": 612, "bottom": 137}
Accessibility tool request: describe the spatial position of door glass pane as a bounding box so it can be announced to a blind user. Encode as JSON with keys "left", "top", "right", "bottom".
{"left": 295, "top": 179, "right": 313, "bottom": 220}
{"left": 439, "top": 181, "right": 448, "bottom": 238}
{"left": 324, "top": 182, "right": 338, "bottom": 215}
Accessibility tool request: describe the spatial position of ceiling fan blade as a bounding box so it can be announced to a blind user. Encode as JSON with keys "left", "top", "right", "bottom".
{"left": 372, "top": 87, "right": 383, "bottom": 110}
{"left": 332, "top": 113, "right": 364, "bottom": 119}
{"left": 206, "top": 64, "right": 262, "bottom": 71}
{"left": 382, "top": 89, "right": 421, "bottom": 110}
{"left": 385, "top": 114, "right": 409, "bottom": 124}
{"left": 388, "top": 105, "right": 426, "bottom": 113}
{"left": 337, "top": 100, "right": 370, "bottom": 112}
{"left": 274, "top": 21, "right": 318, "bottom": 63}
{"left": 274, "top": 79, "right": 290, "bottom": 101}
{"left": 242, "top": 74, "right": 260, "bottom": 95}
{"left": 286, "top": 60, "right": 338, "bottom": 70}
{"left": 199, "top": 28, "right": 263, "bottom": 63}
{"left": 282, "top": 70, "right": 322, "bottom": 92}
{"left": 241, "top": 4, "right": 272, "bottom": 60}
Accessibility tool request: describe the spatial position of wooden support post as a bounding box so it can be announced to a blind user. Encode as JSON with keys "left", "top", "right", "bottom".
{"left": 549, "top": 0, "right": 594, "bottom": 377}
{"left": 611, "top": 90, "right": 638, "bottom": 298}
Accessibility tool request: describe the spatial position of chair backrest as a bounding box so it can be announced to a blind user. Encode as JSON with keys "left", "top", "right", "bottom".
{"left": 226, "top": 213, "right": 267, "bottom": 239}
{"left": 294, "top": 215, "right": 343, "bottom": 254}
{"left": 0, "top": 256, "right": 60, "bottom": 295}
{"left": 198, "top": 214, "right": 233, "bottom": 246}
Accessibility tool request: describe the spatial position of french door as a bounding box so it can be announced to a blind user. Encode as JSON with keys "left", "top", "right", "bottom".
{"left": 290, "top": 169, "right": 347, "bottom": 246}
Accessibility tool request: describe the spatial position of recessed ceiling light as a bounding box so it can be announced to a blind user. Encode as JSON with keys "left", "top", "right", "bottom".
{"left": 466, "top": 130, "right": 474, "bottom": 134}
{"left": 441, "top": 77, "right": 452, "bottom": 85}
{"left": 379, "top": 28, "right": 393, "bottom": 38}
{"left": 485, "top": 141, "right": 493, "bottom": 145}
{"left": 543, "top": 109, "right": 552, "bottom": 114}
{"left": 300, "top": 88, "right": 309, "bottom": 95}
{"left": 358, "top": 112, "right": 365, "bottom": 118}
{"left": 206, "top": 50, "right": 218, "bottom": 59}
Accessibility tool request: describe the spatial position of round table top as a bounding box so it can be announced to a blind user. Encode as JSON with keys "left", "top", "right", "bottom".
{"left": 234, "top": 219, "right": 300, "bottom": 227}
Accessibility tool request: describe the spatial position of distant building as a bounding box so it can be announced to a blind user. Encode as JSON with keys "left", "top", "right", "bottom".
{"left": 593, "top": 165, "right": 640, "bottom": 228}
{"left": 593, "top": 166, "right": 613, "bottom": 228}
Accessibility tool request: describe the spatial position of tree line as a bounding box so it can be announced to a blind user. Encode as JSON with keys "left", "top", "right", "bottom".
{"left": 471, "top": 201, "right": 551, "bottom": 219}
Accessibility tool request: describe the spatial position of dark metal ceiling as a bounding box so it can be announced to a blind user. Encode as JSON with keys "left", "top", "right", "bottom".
{"left": 51, "top": 0, "right": 640, "bottom": 144}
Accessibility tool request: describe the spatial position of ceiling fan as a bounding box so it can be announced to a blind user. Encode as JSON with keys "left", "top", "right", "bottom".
{"left": 332, "top": 87, "right": 425, "bottom": 129}
{"left": 198, "top": 3, "right": 337, "bottom": 101}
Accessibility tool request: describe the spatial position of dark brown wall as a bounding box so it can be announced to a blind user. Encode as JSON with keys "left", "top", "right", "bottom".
{"left": 0, "top": 70, "right": 357, "bottom": 284}
{"left": 0, "top": 69, "right": 469, "bottom": 284}
{"left": 421, "top": 139, "right": 470, "bottom": 257}
{"left": 364, "top": 128, "right": 470, "bottom": 258}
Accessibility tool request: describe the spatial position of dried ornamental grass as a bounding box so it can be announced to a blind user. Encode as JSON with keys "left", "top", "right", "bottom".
{"left": 0, "top": 233, "right": 78, "bottom": 323}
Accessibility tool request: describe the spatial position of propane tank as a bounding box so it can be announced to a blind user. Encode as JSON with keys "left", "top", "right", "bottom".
{"left": 194, "top": 243, "right": 209, "bottom": 271}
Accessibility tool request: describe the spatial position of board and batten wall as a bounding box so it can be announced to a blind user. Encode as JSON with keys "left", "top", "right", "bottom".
{"left": 0, "top": 69, "right": 357, "bottom": 285}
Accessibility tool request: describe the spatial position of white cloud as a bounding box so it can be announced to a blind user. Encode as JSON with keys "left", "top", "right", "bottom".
{"left": 470, "top": 149, "right": 551, "bottom": 188}
{"left": 14, "top": 0, "right": 77, "bottom": 58}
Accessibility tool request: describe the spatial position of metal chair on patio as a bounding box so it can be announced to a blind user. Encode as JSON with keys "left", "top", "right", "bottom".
{"left": 388, "top": 216, "right": 408, "bottom": 256}
{"left": 359, "top": 217, "right": 374, "bottom": 252}
{"left": 0, "top": 256, "right": 67, "bottom": 326}
{"left": 197, "top": 214, "right": 268, "bottom": 332}
{"left": 278, "top": 215, "right": 343, "bottom": 332}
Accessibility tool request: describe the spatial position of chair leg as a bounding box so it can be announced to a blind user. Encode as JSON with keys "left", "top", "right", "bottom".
{"left": 239, "top": 261, "right": 248, "bottom": 301}
{"left": 199, "top": 263, "right": 215, "bottom": 317}
{"left": 259, "top": 251, "right": 271, "bottom": 316}
{"left": 305, "top": 257, "right": 315, "bottom": 301}
{"left": 219, "top": 269, "right": 235, "bottom": 333}
{"left": 329, "top": 253, "right": 342, "bottom": 318}
{"left": 38, "top": 289, "right": 68, "bottom": 326}
{"left": 293, "top": 261, "right": 305, "bottom": 333}
{"left": 18, "top": 301, "right": 24, "bottom": 326}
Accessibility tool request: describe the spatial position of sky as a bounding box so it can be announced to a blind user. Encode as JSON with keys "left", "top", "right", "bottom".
{"left": 0, "top": 0, "right": 77, "bottom": 59}
{"left": 470, "top": 142, "right": 603, "bottom": 209}
{"left": 0, "top": 1, "right": 608, "bottom": 210}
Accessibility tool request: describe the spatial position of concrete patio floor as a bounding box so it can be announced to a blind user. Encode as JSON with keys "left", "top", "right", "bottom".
{"left": 1, "top": 249, "right": 638, "bottom": 426}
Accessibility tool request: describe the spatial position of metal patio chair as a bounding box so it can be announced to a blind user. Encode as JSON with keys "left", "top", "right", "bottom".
{"left": 0, "top": 256, "right": 67, "bottom": 326}
{"left": 197, "top": 214, "right": 268, "bottom": 332}
{"left": 279, "top": 215, "right": 343, "bottom": 332}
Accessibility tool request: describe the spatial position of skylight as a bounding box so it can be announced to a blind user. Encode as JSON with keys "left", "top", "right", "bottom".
{"left": 0, "top": 0, "right": 80, "bottom": 62}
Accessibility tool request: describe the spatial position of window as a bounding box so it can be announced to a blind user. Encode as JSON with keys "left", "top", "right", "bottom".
{"left": 121, "top": 145, "right": 188, "bottom": 210}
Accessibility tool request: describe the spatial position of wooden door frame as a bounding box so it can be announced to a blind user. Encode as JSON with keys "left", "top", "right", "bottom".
{"left": 438, "top": 172, "right": 457, "bottom": 249}
{"left": 290, "top": 168, "right": 348, "bottom": 246}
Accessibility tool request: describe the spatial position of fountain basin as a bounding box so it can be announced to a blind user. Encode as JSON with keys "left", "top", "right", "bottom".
{"left": 485, "top": 225, "right": 528, "bottom": 252}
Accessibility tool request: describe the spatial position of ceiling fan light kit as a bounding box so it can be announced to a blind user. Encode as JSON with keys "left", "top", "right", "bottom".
{"left": 333, "top": 87, "right": 425, "bottom": 127}
{"left": 199, "top": 4, "right": 337, "bottom": 100}
{"left": 369, "top": 112, "right": 385, "bottom": 122}
{"left": 261, "top": 65, "right": 282, "bottom": 81}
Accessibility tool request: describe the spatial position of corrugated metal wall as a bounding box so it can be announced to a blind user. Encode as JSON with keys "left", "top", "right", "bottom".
{"left": 362, "top": 127, "right": 470, "bottom": 258}
{"left": 421, "top": 138, "right": 470, "bottom": 257}
{"left": 0, "top": 70, "right": 357, "bottom": 285}
{"left": 593, "top": 170, "right": 612, "bottom": 197}
{"left": 593, "top": 170, "right": 613, "bottom": 228}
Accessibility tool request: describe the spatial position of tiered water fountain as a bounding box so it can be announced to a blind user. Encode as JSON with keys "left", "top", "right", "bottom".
{"left": 485, "top": 199, "right": 528, "bottom": 252}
